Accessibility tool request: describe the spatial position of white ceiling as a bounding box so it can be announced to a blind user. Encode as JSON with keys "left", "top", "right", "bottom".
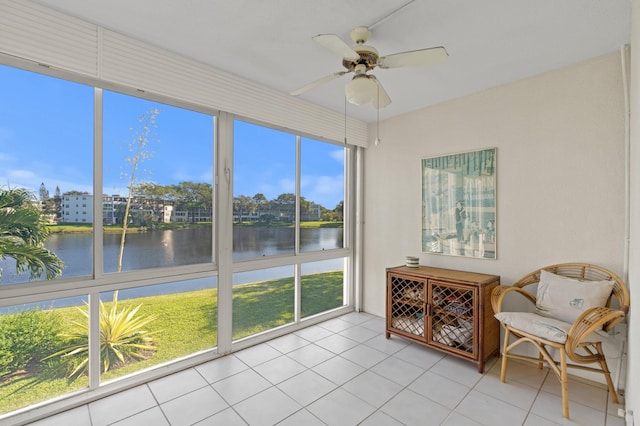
{"left": 34, "top": 0, "right": 631, "bottom": 123}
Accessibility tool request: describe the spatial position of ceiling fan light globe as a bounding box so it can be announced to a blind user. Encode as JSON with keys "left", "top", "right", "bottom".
{"left": 345, "top": 77, "right": 376, "bottom": 105}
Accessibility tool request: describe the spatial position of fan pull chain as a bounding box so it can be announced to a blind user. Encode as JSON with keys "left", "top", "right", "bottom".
{"left": 344, "top": 96, "right": 348, "bottom": 144}
{"left": 375, "top": 84, "right": 381, "bottom": 146}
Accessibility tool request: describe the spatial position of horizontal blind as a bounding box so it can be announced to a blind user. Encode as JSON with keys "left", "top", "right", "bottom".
{"left": 0, "top": 0, "right": 98, "bottom": 77}
{"left": 0, "top": 0, "right": 369, "bottom": 147}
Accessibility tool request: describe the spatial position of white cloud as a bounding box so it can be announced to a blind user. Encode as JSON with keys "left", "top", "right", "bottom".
{"left": 329, "top": 149, "right": 345, "bottom": 163}
{"left": 300, "top": 174, "right": 344, "bottom": 208}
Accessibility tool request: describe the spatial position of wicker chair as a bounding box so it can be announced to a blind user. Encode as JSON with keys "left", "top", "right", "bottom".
{"left": 491, "top": 263, "right": 630, "bottom": 419}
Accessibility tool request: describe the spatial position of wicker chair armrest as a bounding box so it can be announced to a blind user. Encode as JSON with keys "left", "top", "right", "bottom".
{"left": 491, "top": 285, "right": 537, "bottom": 314}
{"left": 566, "top": 306, "right": 626, "bottom": 353}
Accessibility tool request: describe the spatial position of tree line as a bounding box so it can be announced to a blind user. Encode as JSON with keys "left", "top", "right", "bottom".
{"left": 37, "top": 182, "right": 343, "bottom": 222}
{"left": 233, "top": 193, "right": 343, "bottom": 222}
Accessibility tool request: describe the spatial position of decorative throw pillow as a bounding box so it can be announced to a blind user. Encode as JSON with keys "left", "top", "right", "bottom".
{"left": 535, "top": 270, "right": 614, "bottom": 323}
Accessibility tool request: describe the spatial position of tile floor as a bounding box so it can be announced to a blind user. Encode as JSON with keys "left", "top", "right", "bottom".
{"left": 28, "top": 312, "right": 625, "bottom": 425}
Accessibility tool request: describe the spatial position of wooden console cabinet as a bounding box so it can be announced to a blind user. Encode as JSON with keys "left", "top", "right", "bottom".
{"left": 386, "top": 265, "right": 500, "bottom": 373}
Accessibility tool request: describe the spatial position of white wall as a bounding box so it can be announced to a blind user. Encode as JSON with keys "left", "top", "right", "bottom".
{"left": 362, "top": 52, "right": 627, "bottom": 383}
{"left": 625, "top": 0, "right": 640, "bottom": 421}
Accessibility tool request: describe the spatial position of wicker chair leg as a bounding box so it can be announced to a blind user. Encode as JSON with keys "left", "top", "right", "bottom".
{"left": 594, "top": 343, "right": 619, "bottom": 404}
{"left": 500, "top": 328, "right": 511, "bottom": 383}
{"left": 560, "top": 350, "right": 569, "bottom": 419}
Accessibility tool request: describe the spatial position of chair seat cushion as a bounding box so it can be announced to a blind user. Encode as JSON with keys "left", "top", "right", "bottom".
{"left": 494, "top": 312, "right": 573, "bottom": 343}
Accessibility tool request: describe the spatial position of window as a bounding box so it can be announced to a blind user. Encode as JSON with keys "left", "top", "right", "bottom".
{"left": 99, "top": 278, "right": 218, "bottom": 382}
{"left": 0, "top": 61, "right": 354, "bottom": 420}
{"left": 233, "top": 120, "right": 296, "bottom": 259}
{"left": 0, "top": 65, "right": 93, "bottom": 284}
{"left": 232, "top": 266, "right": 295, "bottom": 341}
{"left": 102, "top": 91, "right": 215, "bottom": 274}
{"left": 300, "top": 137, "right": 345, "bottom": 252}
{"left": 231, "top": 120, "right": 351, "bottom": 340}
{"left": 301, "top": 259, "right": 346, "bottom": 318}
{"left": 0, "top": 296, "right": 89, "bottom": 415}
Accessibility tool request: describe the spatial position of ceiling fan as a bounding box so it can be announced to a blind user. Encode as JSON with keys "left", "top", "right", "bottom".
{"left": 290, "top": 26, "right": 448, "bottom": 108}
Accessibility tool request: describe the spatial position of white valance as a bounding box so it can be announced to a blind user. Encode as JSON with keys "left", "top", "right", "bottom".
{"left": 0, "top": 0, "right": 369, "bottom": 147}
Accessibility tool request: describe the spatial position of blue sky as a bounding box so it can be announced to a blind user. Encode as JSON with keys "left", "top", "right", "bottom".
{"left": 0, "top": 65, "right": 344, "bottom": 209}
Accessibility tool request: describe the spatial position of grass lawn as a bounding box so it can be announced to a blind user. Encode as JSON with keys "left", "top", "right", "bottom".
{"left": 0, "top": 271, "right": 343, "bottom": 415}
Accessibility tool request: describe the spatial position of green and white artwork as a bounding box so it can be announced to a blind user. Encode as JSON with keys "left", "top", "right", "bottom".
{"left": 421, "top": 148, "right": 497, "bottom": 259}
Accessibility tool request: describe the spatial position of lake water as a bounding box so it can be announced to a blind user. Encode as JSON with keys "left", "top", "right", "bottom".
{"left": 0, "top": 227, "right": 344, "bottom": 308}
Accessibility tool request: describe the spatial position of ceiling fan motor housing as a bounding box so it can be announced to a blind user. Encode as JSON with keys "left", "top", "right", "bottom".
{"left": 342, "top": 44, "right": 379, "bottom": 71}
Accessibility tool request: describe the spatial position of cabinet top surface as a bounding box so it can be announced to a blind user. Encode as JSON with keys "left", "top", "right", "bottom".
{"left": 387, "top": 265, "right": 499, "bottom": 284}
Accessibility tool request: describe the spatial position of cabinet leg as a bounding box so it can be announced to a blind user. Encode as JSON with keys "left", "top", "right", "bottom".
{"left": 385, "top": 331, "right": 390, "bottom": 339}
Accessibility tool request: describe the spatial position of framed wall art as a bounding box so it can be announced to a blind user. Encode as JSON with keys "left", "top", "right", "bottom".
{"left": 421, "top": 148, "right": 496, "bottom": 259}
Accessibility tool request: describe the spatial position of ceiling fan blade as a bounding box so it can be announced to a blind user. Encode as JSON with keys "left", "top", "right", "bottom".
{"left": 290, "top": 71, "right": 349, "bottom": 96}
{"left": 369, "top": 75, "right": 392, "bottom": 108}
{"left": 378, "top": 46, "right": 448, "bottom": 69}
{"left": 312, "top": 34, "right": 360, "bottom": 61}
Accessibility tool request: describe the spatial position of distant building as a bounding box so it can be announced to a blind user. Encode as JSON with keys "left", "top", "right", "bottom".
{"left": 62, "top": 193, "right": 92, "bottom": 223}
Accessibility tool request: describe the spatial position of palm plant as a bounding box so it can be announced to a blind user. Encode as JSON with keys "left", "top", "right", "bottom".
{"left": 0, "top": 187, "right": 64, "bottom": 280}
{"left": 45, "top": 292, "right": 158, "bottom": 381}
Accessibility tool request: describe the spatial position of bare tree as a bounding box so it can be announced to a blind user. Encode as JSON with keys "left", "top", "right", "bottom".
{"left": 117, "top": 108, "right": 160, "bottom": 272}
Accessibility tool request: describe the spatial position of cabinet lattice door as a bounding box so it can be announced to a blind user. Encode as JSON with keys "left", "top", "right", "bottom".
{"left": 386, "top": 266, "right": 499, "bottom": 373}
{"left": 388, "top": 274, "right": 426, "bottom": 337}
{"left": 429, "top": 281, "right": 476, "bottom": 356}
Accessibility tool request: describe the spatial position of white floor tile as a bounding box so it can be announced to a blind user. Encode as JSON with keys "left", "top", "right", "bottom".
{"left": 492, "top": 358, "right": 549, "bottom": 389}
{"left": 316, "top": 317, "right": 354, "bottom": 333}
{"left": 474, "top": 371, "right": 539, "bottom": 411}
{"left": 455, "top": 390, "right": 528, "bottom": 426}
{"left": 111, "top": 407, "right": 170, "bottom": 426}
{"left": 193, "top": 408, "right": 248, "bottom": 425}
{"left": 342, "top": 370, "right": 403, "bottom": 407}
{"left": 392, "top": 342, "right": 446, "bottom": 369}
{"left": 363, "top": 334, "right": 409, "bottom": 355}
{"left": 430, "top": 355, "right": 485, "bottom": 387}
{"left": 381, "top": 388, "right": 451, "bottom": 425}
{"left": 315, "top": 333, "right": 360, "bottom": 354}
{"left": 294, "top": 324, "right": 334, "bottom": 342}
{"left": 441, "top": 412, "right": 483, "bottom": 426}
{"left": 337, "top": 325, "right": 379, "bottom": 343}
{"left": 312, "top": 355, "right": 366, "bottom": 386}
{"left": 307, "top": 388, "right": 376, "bottom": 426}
{"left": 233, "top": 387, "right": 301, "bottom": 425}
{"left": 359, "top": 316, "right": 386, "bottom": 333}
{"left": 212, "top": 369, "right": 272, "bottom": 405}
{"left": 266, "top": 333, "right": 311, "bottom": 354}
{"left": 276, "top": 408, "right": 325, "bottom": 426}
{"left": 370, "top": 356, "right": 425, "bottom": 386}
{"left": 540, "top": 373, "right": 608, "bottom": 411}
{"left": 277, "top": 369, "right": 336, "bottom": 406}
{"left": 359, "top": 410, "right": 405, "bottom": 426}
{"left": 523, "top": 413, "right": 561, "bottom": 426}
{"left": 408, "top": 370, "right": 470, "bottom": 409}
{"left": 27, "top": 313, "right": 613, "bottom": 426}
{"left": 253, "top": 355, "right": 307, "bottom": 385}
{"left": 160, "top": 386, "right": 228, "bottom": 426}
{"left": 530, "top": 391, "right": 608, "bottom": 425}
{"left": 88, "top": 385, "right": 157, "bottom": 426}
{"left": 339, "top": 312, "right": 376, "bottom": 325}
{"left": 340, "top": 344, "right": 389, "bottom": 369}
{"left": 234, "top": 343, "right": 282, "bottom": 367}
{"left": 195, "top": 354, "right": 249, "bottom": 384}
{"left": 607, "top": 412, "right": 626, "bottom": 426}
{"left": 148, "top": 368, "right": 208, "bottom": 403}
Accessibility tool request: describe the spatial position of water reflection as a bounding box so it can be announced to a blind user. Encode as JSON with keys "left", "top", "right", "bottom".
{"left": 1, "top": 227, "right": 343, "bottom": 284}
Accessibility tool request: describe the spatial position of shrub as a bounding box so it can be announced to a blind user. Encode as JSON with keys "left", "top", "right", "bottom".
{"left": 0, "top": 309, "right": 64, "bottom": 377}
{"left": 45, "top": 292, "right": 158, "bottom": 381}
